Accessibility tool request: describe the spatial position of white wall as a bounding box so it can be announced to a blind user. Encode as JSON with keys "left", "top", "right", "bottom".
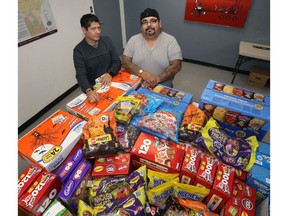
{"left": 18, "top": 0, "right": 94, "bottom": 127}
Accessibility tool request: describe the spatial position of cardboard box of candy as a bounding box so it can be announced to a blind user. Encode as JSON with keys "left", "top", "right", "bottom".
{"left": 92, "top": 153, "right": 131, "bottom": 178}
{"left": 130, "top": 132, "right": 185, "bottom": 173}
{"left": 205, "top": 80, "right": 270, "bottom": 106}
{"left": 66, "top": 70, "right": 141, "bottom": 121}
{"left": 220, "top": 178, "right": 256, "bottom": 216}
{"left": 144, "top": 84, "right": 193, "bottom": 104}
{"left": 18, "top": 172, "right": 62, "bottom": 216}
{"left": 245, "top": 164, "right": 270, "bottom": 205}
{"left": 255, "top": 141, "right": 270, "bottom": 169}
{"left": 55, "top": 147, "right": 84, "bottom": 183}
{"left": 199, "top": 88, "right": 270, "bottom": 140}
{"left": 18, "top": 109, "right": 86, "bottom": 172}
{"left": 205, "top": 162, "right": 235, "bottom": 213}
{"left": 18, "top": 164, "right": 44, "bottom": 198}
{"left": 179, "top": 145, "right": 202, "bottom": 185}
{"left": 58, "top": 160, "right": 91, "bottom": 212}
{"left": 193, "top": 153, "right": 219, "bottom": 189}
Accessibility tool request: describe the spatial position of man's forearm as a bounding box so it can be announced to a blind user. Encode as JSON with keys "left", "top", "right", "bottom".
{"left": 122, "top": 55, "right": 141, "bottom": 76}
{"left": 158, "top": 60, "right": 182, "bottom": 82}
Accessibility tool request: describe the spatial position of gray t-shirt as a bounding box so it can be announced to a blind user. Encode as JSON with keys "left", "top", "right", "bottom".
{"left": 123, "top": 31, "right": 182, "bottom": 87}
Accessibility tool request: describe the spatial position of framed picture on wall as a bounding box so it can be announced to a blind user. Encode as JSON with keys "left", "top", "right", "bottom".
{"left": 184, "top": 0, "right": 253, "bottom": 28}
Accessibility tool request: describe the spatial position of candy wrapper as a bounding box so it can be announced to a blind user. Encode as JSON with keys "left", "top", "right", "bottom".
{"left": 135, "top": 107, "right": 182, "bottom": 142}
{"left": 177, "top": 198, "right": 219, "bottom": 216}
{"left": 128, "top": 91, "right": 164, "bottom": 116}
{"left": 193, "top": 118, "right": 258, "bottom": 171}
{"left": 114, "top": 96, "right": 140, "bottom": 125}
{"left": 147, "top": 169, "right": 179, "bottom": 190}
{"left": 116, "top": 123, "right": 140, "bottom": 152}
{"left": 82, "top": 111, "right": 118, "bottom": 159}
{"left": 104, "top": 186, "right": 146, "bottom": 215}
{"left": 178, "top": 104, "right": 207, "bottom": 143}
{"left": 173, "top": 182, "right": 210, "bottom": 202}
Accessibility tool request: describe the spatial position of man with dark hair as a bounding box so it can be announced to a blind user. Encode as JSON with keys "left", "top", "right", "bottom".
{"left": 122, "top": 8, "right": 182, "bottom": 88}
{"left": 73, "top": 14, "right": 121, "bottom": 103}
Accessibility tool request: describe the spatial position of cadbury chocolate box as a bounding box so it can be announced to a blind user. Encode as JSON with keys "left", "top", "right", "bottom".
{"left": 130, "top": 132, "right": 185, "bottom": 173}
{"left": 193, "top": 153, "right": 219, "bottom": 189}
{"left": 58, "top": 160, "right": 91, "bottom": 212}
{"left": 220, "top": 178, "right": 256, "bottom": 216}
{"left": 179, "top": 145, "right": 202, "bottom": 185}
{"left": 205, "top": 162, "right": 235, "bottom": 213}
{"left": 92, "top": 153, "right": 131, "bottom": 178}
{"left": 18, "top": 172, "right": 62, "bottom": 216}
{"left": 18, "top": 109, "right": 86, "bottom": 172}
{"left": 55, "top": 147, "right": 84, "bottom": 183}
{"left": 18, "top": 164, "right": 44, "bottom": 198}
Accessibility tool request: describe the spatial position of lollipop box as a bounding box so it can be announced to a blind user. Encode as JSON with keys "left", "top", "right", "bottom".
{"left": 199, "top": 88, "right": 270, "bottom": 140}
{"left": 18, "top": 109, "right": 86, "bottom": 173}
{"left": 130, "top": 132, "right": 186, "bottom": 173}
{"left": 66, "top": 70, "right": 141, "bottom": 121}
{"left": 205, "top": 80, "right": 270, "bottom": 106}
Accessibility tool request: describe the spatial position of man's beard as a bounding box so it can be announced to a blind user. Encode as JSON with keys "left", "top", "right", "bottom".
{"left": 145, "top": 27, "right": 155, "bottom": 37}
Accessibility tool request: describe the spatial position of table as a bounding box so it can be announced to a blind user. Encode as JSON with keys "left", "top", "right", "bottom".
{"left": 231, "top": 41, "right": 270, "bottom": 84}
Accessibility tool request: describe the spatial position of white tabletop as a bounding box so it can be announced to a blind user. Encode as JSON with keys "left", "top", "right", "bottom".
{"left": 239, "top": 41, "right": 270, "bottom": 61}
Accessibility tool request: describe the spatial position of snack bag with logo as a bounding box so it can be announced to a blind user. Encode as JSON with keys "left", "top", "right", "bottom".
{"left": 147, "top": 169, "right": 179, "bottom": 190}
{"left": 177, "top": 198, "right": 219, "bottom": 216}
{"left": 173, "top": 182, "right": 210, "bottom": 202}
{"left": 178, "top": 104, "right": 207, "bottom": 143}
{"left": 193, "top": 118, "right": 258, "bottom": 171}
{"left": 82, "top": 111, "right": 118, "bottom": 159}
{"left": 114, "top": 96, "right": 140, "bottom": 125}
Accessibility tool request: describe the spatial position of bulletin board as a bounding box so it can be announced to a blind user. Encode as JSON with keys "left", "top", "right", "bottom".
{"left": 18, "top": 0, "right": 58, "bottom": 46}
{"left": 184, "top": 0, "right": 253, "bottom": 28}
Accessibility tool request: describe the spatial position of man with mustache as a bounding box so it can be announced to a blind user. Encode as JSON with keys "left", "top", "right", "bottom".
{"left": 122, "top": 8, "right": 183, "bottom": 88}
{"left": 73, "top": 14, "right": 121, "bottom": 103}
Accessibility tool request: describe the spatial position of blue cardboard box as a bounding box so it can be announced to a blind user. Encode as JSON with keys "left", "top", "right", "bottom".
{"left": 245, "top": 164, "right": 270, "bottom": 205}
{"left": 206, "top": 80, "right": 270, "bottom": 106}
{"left": 199, "top": 88, "right": 270, "bottom": 140}
{"left": 255, "top": 141, "right": 270, "bottom": 169}
{"left": 142, "top": 84, "right": 193, "bottom": 104}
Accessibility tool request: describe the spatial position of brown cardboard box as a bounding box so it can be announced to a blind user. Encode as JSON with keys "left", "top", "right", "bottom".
{"left": 248, "top": 67, "right": 270, "bottom": 88}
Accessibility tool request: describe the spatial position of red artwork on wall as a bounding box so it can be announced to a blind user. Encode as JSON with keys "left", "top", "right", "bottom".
{"left": 184, "top": 0, "right": 253, "bottom": 28}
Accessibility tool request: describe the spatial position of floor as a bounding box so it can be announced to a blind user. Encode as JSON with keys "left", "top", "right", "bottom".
{"left": 18, "top": 61, "right": 271, "bottom": 175}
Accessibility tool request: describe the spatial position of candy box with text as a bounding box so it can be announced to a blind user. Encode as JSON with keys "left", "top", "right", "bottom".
{"left": 66, "top": 70, "right": 141, "bottom": 121}
{"left": 145, "top": 84, "right": 193, "bottom": 104}
{"left": 18, "top": 109, "right": 86, "bottom": 172}
{"left": 245, "top": 164, "right": 270, "bottom": 205}
{"left": 130, "top": 132, "right": 185, "bottom": 173}
{"left": 18, "top": 172, "right": 62, "bottom": 216}
{"left": 205, "top": 80, "right": 270, "bottom": 106}
{"left": 199, "top": 88, "right": 270, "bottom": 140}
{"left": 220, "top": 178, "right": 256, "bottom": 216}
{"left": 58, "top": 160, "right": 91, "bottom": 212}
{"left": 179, "top": 145, "right": 202, "bottom": 185}
{"left": 205, "top": 162, "right": 235, "bottom": 213}
{"left": 55, "top": 147, "right": 84, "bottom": 183}
{"left": 255, "top": 141, "right": 270, "bottom": 169}
{"left": 18, "top": 164, "right": 44, "bottom": 198}
{"left": 92, "top": 153, "right": 131, "bottom": 178}
{"left": 193, "top": 153, "right": 219, "bottom": 189}
{"left": 66, "top": 86, "right": 125, "bottom": 121}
